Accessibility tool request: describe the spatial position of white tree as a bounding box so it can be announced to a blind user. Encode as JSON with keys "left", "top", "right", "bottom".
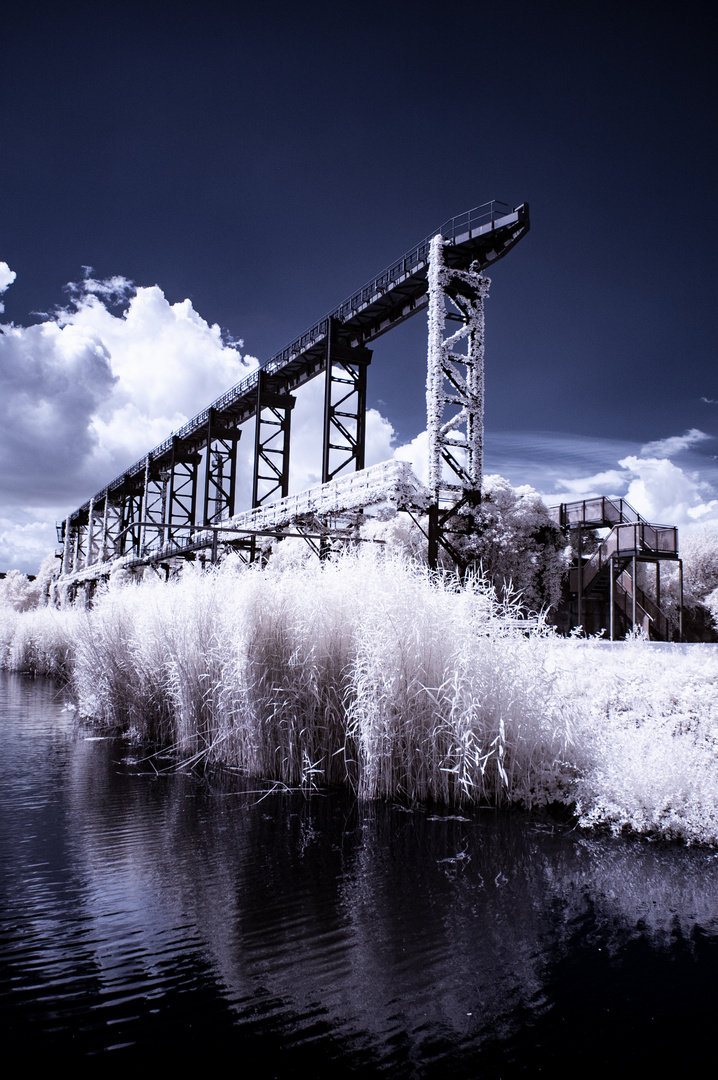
{"left": 0, "top": 553, "right": 58, "bottom": 612}
{"left": 462, "top": 475, "right": 569, "bottom": 612}
{"left": 656, "top": 526, "right": 718, "bottom": 635}
{"left": 360, "top": 474, "right": 569, "bottom": 612}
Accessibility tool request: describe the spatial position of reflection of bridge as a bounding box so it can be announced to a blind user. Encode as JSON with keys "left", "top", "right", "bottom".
{"left": 549, "top": 497, "right": 682, "bottom": 640}
{"left": 57, "top": 201, "right": 530, "bottom": 586}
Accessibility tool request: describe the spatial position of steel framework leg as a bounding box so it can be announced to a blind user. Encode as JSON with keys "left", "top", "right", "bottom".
{"left": 168, "top": 438, "right": 200, "bottom": 543}
{"left": 322, "top": 318, "right": 372, "bottom": 483}
{"left": 425, "top": 234, "right": 490, "bottom": 568}
{"left": 203, "top": 408, "right": 240, "bottom": 524}
{"left": 121, "top": 486, "right": 144, "bottom": 557}
{"left": 252, "top": 370, "right": 295, "bottom": 508}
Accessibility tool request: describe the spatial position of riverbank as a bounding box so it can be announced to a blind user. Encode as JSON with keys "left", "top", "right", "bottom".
{"left": 2, "top": 551, "right": 717, "bottom": 843}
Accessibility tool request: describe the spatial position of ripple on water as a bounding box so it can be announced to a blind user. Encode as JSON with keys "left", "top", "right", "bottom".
{"left": 2, "top": 671, "right": 718, "bottom": 1071}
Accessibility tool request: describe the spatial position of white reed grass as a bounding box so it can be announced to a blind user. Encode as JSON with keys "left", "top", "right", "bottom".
{"left": 3, "top": 552, "right": 718, "bottom": 843}
{"left": 64, "top": 552, "right": 571, "bottom": 806}
{"left": 0, "top": 604, "right": 81, "bottom": 678}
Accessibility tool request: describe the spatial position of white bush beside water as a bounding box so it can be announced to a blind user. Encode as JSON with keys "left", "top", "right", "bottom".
{"left": 2, "top": 550, "right": 718, "bottom": 843}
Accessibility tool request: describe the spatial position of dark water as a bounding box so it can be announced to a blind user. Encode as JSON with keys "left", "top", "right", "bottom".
{"left": 2, "top": 672, "right": 718, "bottom": 1073}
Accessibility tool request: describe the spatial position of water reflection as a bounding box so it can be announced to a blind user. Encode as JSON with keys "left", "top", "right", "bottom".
{"left": 2, "top": 671, "right": 717, "bottom": 1070}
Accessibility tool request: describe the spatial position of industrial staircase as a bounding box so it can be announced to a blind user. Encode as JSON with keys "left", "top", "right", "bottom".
{"left": 550, "top": 497, "right": 680, "bottom": 640}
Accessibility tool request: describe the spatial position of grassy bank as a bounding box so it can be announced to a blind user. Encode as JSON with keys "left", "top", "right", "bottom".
{"left": 2, "top": 551, "right": 717, "bottom": 843}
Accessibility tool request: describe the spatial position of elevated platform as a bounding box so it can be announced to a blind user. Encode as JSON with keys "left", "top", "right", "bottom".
{"left": 550, "top": 497, "right": 682, "bottom": 640}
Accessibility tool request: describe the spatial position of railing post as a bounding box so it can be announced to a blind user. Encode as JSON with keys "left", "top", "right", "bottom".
{"left": 577, "top": 528, "right": 583, "bottom": 627}
{"left": 63, "top": 516, "right": 72, "bottom": 575}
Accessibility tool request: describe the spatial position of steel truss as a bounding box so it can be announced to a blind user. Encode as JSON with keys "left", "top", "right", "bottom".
{"left": 323, "top": 318, "right": 372, "bottom": 483}
{"left": 204, "top": 408, "right": 240, "bottom": 524}
{"left": 426, "top": 234, "right": 490, "bottom": 568}
{"left": 252, "top": 370, "right": 295, "bottom": 508}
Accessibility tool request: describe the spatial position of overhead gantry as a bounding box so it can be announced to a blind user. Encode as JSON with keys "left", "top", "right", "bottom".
{"left": 57, "top": 200, "right": 530, "bottom": 586}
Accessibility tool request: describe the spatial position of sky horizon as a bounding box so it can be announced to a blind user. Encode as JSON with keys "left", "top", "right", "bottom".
{"left": 2, "top": 2, "right": 716, "bottom": 573}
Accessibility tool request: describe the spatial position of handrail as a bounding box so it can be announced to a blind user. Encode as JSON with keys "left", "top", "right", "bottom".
{"left": 580, "top": 523, "right": 678, "bottom": 592}
{"left": 548, "top": 495, "right": 652, "bottom": 528}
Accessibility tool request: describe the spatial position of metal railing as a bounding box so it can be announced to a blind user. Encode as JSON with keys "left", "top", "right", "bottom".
{"left": 549, "top": 495, "right": 650, "bottom": 528}
{"left": 580, "top": 523, "right": 678, "bottom": 593}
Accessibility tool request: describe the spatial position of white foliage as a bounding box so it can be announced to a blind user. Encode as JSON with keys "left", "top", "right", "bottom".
{"left": 461, "top": 474, "right": 569, "bottom": 611}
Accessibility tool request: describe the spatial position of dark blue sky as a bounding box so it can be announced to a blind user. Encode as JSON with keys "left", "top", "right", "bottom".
{"left": 1, "top": 0, "right": 717, "bottom": 567}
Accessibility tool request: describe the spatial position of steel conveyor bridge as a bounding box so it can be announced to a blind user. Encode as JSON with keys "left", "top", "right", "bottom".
{"left": 58, "top": 200, "right": 530, "bottom": 588}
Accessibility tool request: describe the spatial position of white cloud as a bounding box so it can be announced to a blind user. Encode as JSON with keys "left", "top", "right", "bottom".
{"left": 0, "top": 513, "right": 63, "bottom": 577}
{"left": 553, "top": 468, "right": 629, "bottom": 497}
{"left": 0, "top": 271, "right": 259, "bottom": 572}
{"left": 394, "top": 429, "right": 429, "bottom": 485}
{"left": 640, "top": 429, "right": 712, "bottom": 457}
{"left": 0, "top": 274, "right": 256, "bottom": 510}
{"left": 619, "top": 455, "right": 718, "bottom": 527}
{"left": 0, "top": 261, "right": 17, "bottom": 313}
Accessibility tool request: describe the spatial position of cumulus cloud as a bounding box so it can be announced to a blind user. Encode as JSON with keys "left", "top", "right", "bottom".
{"left": 0, "top": 272, "right": 257, "bottom": 510}
{"left": 0, "top": 269, "right": 259, "bottom": 571}
{"left": 0, "top": 513, "right": 64, "bottom": 577}
{"left": 640, "top": 429, "right": 712, "bottom": 457}
{"left": 394, "top": 429, "right": 429, "bottom": 485}
{"left": 618, "top": 455, "right": 718, "bottom": 526}
{"left": 554, "top": 468, "right": 629, "bottom": 497}
{"left": 0, "top": 261, "right": 17, "bottom": 313}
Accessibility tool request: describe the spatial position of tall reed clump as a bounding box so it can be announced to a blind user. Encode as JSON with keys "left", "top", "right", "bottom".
{"left": 346, "top": 566, "right": 570, "bottom": 804}
{"left": 0, "top": 605, "right": 82, "bottom": 678}
{"left": 71, "top": 551, "right": 573, "bottom": 807}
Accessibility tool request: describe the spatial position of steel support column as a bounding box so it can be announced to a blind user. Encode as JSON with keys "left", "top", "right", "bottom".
{"left": 62, "top": 516, "right": 73, "bottom": 575}
{"left": 103, "top": 497, "right": 124, "bottom": 560}
{"left": 322, "top": 318, "right": 372, "bottom": 483}
{"left": 425, "top": 234, "right": 490, "bottom": 568}
{"left": 121, "top": 483, "right": 144, "bottom": 558}
{"left": 85, "top": 498, "right": 100, "bottom": 569}
{"left": 141, "top": 459, "right": 169, "bottom": 558}
{"left": 168, "top": 438, "right": 200, "bottom": 543}
{"left": 252, "top": 370, "right": 295, "bottom": 508}
{"left": 203, "top": 407, "right": 240, "bottom": 524}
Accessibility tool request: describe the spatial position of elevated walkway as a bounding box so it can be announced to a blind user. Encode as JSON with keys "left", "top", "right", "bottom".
{"left": 549, "top": 497, "right": 682, "bottom": 640}
{"left": 62, "top": 201, "right": 529, "bottom": 546}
